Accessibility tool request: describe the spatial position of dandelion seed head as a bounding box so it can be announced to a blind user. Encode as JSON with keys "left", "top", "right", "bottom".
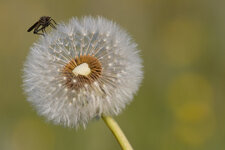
{"left": 23, "top": 16, "right": 143, "bottom": 128}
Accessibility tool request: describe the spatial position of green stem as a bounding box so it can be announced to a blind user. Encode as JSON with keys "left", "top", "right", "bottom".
{"left": 102, "top": 116, "right": 133, "bottom": 150}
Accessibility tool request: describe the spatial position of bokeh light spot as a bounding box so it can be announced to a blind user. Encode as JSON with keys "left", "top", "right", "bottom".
{"left": 167, "top": 73, "right": 215, "bottom": 145}
{"left": 168, "top": 73, "right": 213, "bottom": 109}
{"left": 175, "top": 102, "right": 211, "bottom": 123}
{"left": 174, "top": 120, "right": 215, "bottom": 146}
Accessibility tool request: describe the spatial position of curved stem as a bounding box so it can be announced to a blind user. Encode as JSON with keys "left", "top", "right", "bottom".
{"left": 102, "top": 116, "right": 133, "bottom": 150}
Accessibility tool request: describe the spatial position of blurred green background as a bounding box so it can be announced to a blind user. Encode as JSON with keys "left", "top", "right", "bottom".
{"left": 1, "top": 0, "right": 225, "bottom": 149}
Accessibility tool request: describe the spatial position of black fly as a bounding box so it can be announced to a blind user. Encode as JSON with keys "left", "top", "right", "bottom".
{"left": 27, "top": 16, "right": 57, "bottom": 36}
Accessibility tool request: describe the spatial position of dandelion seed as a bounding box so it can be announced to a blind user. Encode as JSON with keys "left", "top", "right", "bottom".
{"left": 23, "top": 16, "right": 143, "bottom": 128}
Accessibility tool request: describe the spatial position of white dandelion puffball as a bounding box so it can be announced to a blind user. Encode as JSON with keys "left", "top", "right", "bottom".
{"left": 23, "top": 16, "right": 143, "bottom": 128}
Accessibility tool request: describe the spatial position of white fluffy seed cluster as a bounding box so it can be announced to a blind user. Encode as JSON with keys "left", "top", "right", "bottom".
{"left": 23, "top": 16, "right": 143, "bottom": 128}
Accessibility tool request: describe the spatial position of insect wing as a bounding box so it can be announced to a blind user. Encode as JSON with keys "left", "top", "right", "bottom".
{"left": 27, "top": 21, "right": 39, "bottom": 32}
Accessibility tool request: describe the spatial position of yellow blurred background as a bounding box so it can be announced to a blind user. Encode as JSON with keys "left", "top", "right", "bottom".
{"left": 1, "top": 0, "right": 225, "bottom": 150}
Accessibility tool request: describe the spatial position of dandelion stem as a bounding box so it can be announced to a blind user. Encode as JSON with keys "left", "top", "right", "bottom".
{"left": 102, "top": 116, "right": 133, "bottom": 150}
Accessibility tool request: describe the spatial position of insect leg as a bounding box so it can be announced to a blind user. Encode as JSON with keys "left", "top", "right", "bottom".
{"left": 34, "top": 26, "right": 46, "bottom": 36}
{"left": 33, "top": 31, "right": 44, "bottom": 36}
{"left": 35, "top": 26, "right": 46, "bottom": 32}
{"left": 50, "top": 23, "right": 56, "bottom": 29}
{"left": 43, "top": 28, "right": 47, "bottom": 33}
{"left": 51, "top": 19, "right": 57, "bottom": 25}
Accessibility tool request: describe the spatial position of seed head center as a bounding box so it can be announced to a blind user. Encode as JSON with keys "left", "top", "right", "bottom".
{"left": 72, "top": 63, "right": 91, "bottom": 76}
{"left": 62, "top": 55, "right": 102, "bottom": 90}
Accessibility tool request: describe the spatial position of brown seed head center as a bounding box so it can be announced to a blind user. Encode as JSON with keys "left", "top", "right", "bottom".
{"left": 62, "top": 55, "right": 102, "bottom": 90}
